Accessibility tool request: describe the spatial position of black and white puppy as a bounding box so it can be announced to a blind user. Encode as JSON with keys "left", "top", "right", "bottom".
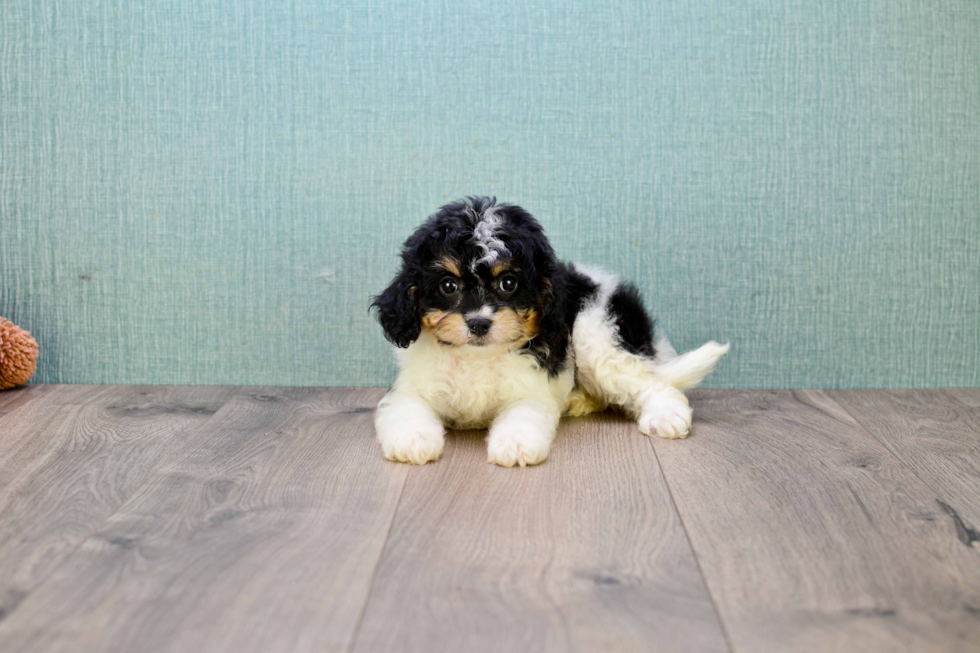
{"left": 372, "top": 197, "right": 729, "bottom": 467}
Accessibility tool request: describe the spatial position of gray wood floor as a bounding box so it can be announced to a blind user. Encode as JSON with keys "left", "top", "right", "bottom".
{"left": 0, "top": 386, "right": 977, "bottom": 653}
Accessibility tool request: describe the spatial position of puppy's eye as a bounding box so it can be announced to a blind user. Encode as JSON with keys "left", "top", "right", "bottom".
{"left": 498, "top": 275, "right": 518, "bottom": 294}
{"left": 439, "top": 278, "right": 459, "bottom": 296}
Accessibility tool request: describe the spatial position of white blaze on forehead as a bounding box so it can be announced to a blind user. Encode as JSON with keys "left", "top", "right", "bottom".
{"left": 469, "top": 205, "right": 509, "bottom": 271}
{"left": 464, "top": 305, "right": 496, "bottom": 320}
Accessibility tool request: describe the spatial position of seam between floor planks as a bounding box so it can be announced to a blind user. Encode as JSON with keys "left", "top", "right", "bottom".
{"left": 647, "top": 437, "right": 737, "bottom": 653}
{"left": 829, "top": 388, "right": 980, "bottom": 531}
{"left": 12, "top": 389, "right": 242, "bottom": 602}
{"left": 345, "top": 467, "right": 409, "bottom": 653}
{"left": 0, "top": 385, "right": 241, "bottom": 625}
{"left": 828, "top": 392, "right": 963, "bottom": 520}
{"left": 0, "top": 387, "right": 406, "bottom": 653}
{"left": 349, "top": 412, "right": 731, "bottom": 653}
{"left": 0, "top": 386, "right": 404, "bottom": 648}
{"left": 650, "top": 389, "right": 980, "bottom": 653}
{"left": 4, "top": 386, "right": 980, "bottom": 653}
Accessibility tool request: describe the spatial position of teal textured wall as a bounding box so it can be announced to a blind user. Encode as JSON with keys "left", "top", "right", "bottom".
{"left": 1, "top": 1, "right": 978, "bottom": 389}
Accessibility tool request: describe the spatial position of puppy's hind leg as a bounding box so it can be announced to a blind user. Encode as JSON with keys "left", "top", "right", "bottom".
{"left": 626, "top": 343, "right": 730, "bottom": 439}
{"left": 570, "top": 275, "right": 728, "bottom": 439}
{"left": 635, "top": 341, "right": 729, "bottom": 438}
{"left": 573, "top": 324, "right": 690, "bottom": 438}
{"left": 563, "top": 386, "right": 607, "bottom": 417}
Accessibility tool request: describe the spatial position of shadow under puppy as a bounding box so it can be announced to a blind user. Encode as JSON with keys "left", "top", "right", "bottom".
{"left": 372, "top": 197, "right": 729, "bottom": 467}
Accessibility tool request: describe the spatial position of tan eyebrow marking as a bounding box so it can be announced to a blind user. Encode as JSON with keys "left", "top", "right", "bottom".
{"left": 436, "top": 258, "right": 461, "bottom": 277}
{"left": 491, "top": 261, "right": 511, "bottom": 276}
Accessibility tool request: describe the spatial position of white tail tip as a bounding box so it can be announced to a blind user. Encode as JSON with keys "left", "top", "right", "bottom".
{"left": 655, "top": 341, "right": 730, "bottom": 390}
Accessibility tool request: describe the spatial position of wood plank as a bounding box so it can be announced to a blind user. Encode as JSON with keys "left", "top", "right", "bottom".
{"left": 943, "top": 388, "right": 980, "bottom": 409}
{"left": 352, "top": 413, "right": 731, "bottom": 653}
{"left": 0, "top": 385, "right": 236, "bottom": 622}
{"left": 831, "top": 389, "right": 980, "bottom": 529}
{"left": 0, "top": 385, "right": 163, "bottom": 424}
{"left": 651, "top": 390, "right": 980, "bottom": 653}
{"left": 0, "top": 384, "right": 50, "bottom": 415}
{"left": 2, "top": 384, "right": 232, "bottom": 410}
{"left": 0, "top": 385, "right": 234, "bottom": 474}
{"left": 0, "top": 387, "right": 407, "bottom": 653}
{"left": 0, "top": 385, "right": 142, "bottom": 411}
{"left": 15, "top": 384, "right": 200, "bottom": 406}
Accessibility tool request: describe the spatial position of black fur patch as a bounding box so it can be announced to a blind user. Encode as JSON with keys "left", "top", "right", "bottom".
{"left": 372, "top": 197, "right": 657, "bottom": 378}
{"left": 372, "top": 197, "right": 561, "bottom": 354}
{"left": 608, "top": 282, "right": 656, "bottom": 358}
{"left": 523, "top": 262, "right": 598, "bottom": 376}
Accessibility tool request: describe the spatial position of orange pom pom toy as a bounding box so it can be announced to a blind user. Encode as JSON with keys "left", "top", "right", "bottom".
{"left": 0, "top": 317, "right": 38, "bottom": 390}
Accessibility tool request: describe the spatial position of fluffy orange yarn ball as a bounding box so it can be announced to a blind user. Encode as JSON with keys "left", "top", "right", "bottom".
{"left": 0, "top": 317, "right": 38, "bottom": 390}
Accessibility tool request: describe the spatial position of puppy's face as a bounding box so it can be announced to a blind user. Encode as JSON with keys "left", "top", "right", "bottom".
{"left": 419, "top": 257, "right": 540, "bottom": 348}
{"left": 373, "top": 197, "right": 557, "bottom": 350}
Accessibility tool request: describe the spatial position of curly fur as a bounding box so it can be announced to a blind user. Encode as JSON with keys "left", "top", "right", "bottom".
{"left": 372, "top": 197, "right": 729, "bottom": 467}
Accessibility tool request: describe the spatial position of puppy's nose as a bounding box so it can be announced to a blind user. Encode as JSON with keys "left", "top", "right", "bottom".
{"left": 466, "top": 317, "right": 492, "bottom": 337}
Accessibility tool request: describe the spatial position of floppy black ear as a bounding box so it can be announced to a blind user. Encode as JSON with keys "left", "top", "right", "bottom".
{"left": 371, "top": 268, "right": 420, "bottom": 348}
{"left": 537, "top": 273, "right": 567, "bottom": 338}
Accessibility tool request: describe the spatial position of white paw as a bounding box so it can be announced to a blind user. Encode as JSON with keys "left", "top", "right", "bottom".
{"left": 638, "top": 392, "right": 692, "bottom": 439}
{"left": 486, "top": 426, "right": 551, "bottom": 467}
{"left": 379, "top": 426, "right": 445, "bottom": 465}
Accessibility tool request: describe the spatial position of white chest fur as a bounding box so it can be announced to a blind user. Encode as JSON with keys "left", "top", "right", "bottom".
{"left": 394, "top": 332, "right": 573, "bottom": 429}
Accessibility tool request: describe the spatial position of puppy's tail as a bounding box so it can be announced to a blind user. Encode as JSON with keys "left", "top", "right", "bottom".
{"left": 654, "top": 340, "right": 730, "bottom": 390}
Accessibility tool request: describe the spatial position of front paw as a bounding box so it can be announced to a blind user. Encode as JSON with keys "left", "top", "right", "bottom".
{"left": 379, "top": 426, "right": 445, "bottom": 465}
{"left": 638, "top": 390, "right": 692, "bottom": 439}
{"left": 486, "top": 425, "right": 551, "bottom": 467}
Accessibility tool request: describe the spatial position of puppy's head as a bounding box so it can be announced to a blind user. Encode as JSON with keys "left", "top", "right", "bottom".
{"left": 372, "top": 197, "right": 557, "bottom": 349}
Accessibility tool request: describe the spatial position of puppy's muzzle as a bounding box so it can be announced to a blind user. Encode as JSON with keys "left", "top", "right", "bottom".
{"left": 466, "top": 317, "right": 492, "bottom": 337}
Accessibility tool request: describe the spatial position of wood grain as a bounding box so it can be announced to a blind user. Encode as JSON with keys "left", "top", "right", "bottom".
{"left": 0, "top": 387, "right": 406, "bottom": 653}
{"left": 0, "top": 385, "right": 235, "bottom": 623}
{"left": 651, "top": 390, "right": 980, "bottom": 653}
{"left": 0, "top": 385, "right": 135, "bottom": 411}
{"left": 0, "top": 385, "right": 48, "bottom": 415}
{"left": 352, "top": 413, "right": 731, "bottom": 653}
{"left": 831, "top": 389, "right": 980, "bottom": 529}
{"left": 0, "top": 384, "right": 232, "bottom": 416}
{"left": 943, "top": 388, "right": 980, "bottom": 409}
{"left": 4, "top": 387, "right": 979, "bottom": 652}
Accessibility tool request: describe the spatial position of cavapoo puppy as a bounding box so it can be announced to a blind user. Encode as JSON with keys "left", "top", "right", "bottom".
{"left": 372, "top": 197, "right": 729, "bottom": 467}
